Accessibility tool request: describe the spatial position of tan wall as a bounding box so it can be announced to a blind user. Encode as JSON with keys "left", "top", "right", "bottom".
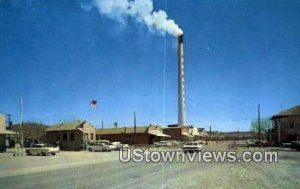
{"left": 0, "top": 114, "right": 6, "bottom": 132}
{"left": 81, "top": 122, "right": 96, "bottom": 142}
{"left": 46, "top": 130, "right": 84, "bottom": 151}
{"left": 148, "top": 125, "right": 163, "bottom": 133}
{"left": 46, "top": 122, "right": 96, "bottom": 150}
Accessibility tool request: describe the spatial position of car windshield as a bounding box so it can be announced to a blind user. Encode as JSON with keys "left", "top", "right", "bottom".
{"left": 186, "top": 142, "right": 198, "bottom": 145}
{"left": 32, "top": 144, "right": 43, "bottom": 148}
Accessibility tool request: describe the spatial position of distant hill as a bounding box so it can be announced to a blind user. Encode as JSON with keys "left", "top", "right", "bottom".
{"left": 10, "top": 123, "right": 49, "bottom": 141}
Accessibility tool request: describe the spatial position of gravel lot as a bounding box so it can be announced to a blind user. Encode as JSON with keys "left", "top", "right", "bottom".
{"left": 0, "top": 141, "right": 299, "bottom": 189}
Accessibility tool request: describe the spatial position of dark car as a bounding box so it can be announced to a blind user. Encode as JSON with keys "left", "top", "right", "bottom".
{"left": 291, "top": 141, "right": 300, "bottom": 151}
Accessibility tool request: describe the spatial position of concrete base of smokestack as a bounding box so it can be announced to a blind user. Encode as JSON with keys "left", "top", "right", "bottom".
{"left": 178, "top": 34, "right": 186, "bottom": 127}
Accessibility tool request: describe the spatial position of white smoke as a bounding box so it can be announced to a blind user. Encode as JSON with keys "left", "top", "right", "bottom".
{"left": 88, "top": 0, "right": 183, "bottom": 37}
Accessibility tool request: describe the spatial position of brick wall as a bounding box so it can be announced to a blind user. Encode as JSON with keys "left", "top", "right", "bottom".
{"left": 273, "top": 116, "right": 300, "bottom": 143}
{"left": 163, "top": 128, "right": 182, "bottom": 140}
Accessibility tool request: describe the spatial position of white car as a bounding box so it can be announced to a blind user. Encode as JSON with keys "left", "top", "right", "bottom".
{"left": 96, "top": 140, "right": 117, "bottom": 151}
{"left": 26, "top": 143, "right": 60, "bottom": 156}
{"left": 87, "top": 143, "right": 111, "bottom": 152}
{"left": 111, "top": 142, "right": 129, "bottom": 150}
{"left": 182, "top": 141, "right": 202, "bottom": 153}
{"left": 153, "top": 141, "right": 172, "bottom": 147}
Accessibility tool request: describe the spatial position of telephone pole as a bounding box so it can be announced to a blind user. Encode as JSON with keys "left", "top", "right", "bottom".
{"left": 258, "top": 104, "right": 261, "bottom": 148}
{"left": 134, "top": 112, "right": 136, "bottom": 134}
{"left": 6, "top": 114, "right": 12, "bottom": 129}
{"left": 20, "top": 96, "right": 24, "bottom": 154}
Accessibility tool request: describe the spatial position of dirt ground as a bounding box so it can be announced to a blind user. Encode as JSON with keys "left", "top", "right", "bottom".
{"left": 0, "top": 141, "right": 299, "bottom": 189}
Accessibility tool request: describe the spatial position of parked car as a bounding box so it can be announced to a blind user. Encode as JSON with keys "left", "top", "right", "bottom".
{"left": 282, "top": 143, "right": 292, "bottom": 148}
{"left": 87, "top": 143, "right": 111, "bottom": 152}
{"left": 182, "top": 141, "right": 202, "bottom": 153}
{"left": 25, "top": 143, "right": 60, "bottom": 156}
{"left": 153, "top": 141, "right": 172, "bottom": 147}
{"left": 246, "top": 139, "right": 259, "bottom": 146}
{"left": 111, "top": 142, "right": 129, "bottom": 150}
{"left": 96, "top": 140, "right": 117, "bottom": 150}
{"left": 291, "top": 141, "right": 300, "bottom": 151}
{"left": 169, "top": 140, "right": 184, "bottom": 146}
{"left": 195, "top": 140, "right": 205, "bottom": 144}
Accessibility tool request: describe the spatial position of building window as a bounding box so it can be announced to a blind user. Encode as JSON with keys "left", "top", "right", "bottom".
{"left": 56, "top": 135, "right": 60, "bottom": 141}
{"left": 70, "top": 133, "right": 75, "bottom": 141}
{"left": 90, "top": 133, "right": 94, "bottom": 140}
{"left": 63, "top": 133, "right": 67, "bottom": 141}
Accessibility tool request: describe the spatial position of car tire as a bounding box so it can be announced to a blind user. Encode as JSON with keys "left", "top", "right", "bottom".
{"left": 88, "top": 148, "right": 92, "bottom": 152}
{"left": 51, "top": 153, "right": 56, "bottom": 156}
{"left": 41, "top": 152, "right": 47, "bottom": 156}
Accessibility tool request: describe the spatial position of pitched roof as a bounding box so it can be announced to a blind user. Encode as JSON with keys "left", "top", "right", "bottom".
{"left": 46, "top": 121, "right": 85, "bottom": 132}
{"left": 96, "top": 126, "right": 149, "bottom": 135}
{"left": 271, "top": 105, "right": 300, "bottom": 119}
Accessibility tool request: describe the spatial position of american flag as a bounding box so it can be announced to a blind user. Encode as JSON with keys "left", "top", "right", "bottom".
{"left": 89, "top": 100, "right": 97, "bottom": 108}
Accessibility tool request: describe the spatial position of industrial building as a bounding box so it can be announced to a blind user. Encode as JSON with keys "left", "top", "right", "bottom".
{"left": 270, "top": 105, "right": 300, "bottom": 144}
{"left": 96, "top": 124, "right": 170, "bottom": 145}
{"left": 162, "top": 125, "right": 209, "bottom": 141}
{"left": 163, "top": 125, "right": 192, "bottom": 141}
{"left": 45, "top": 121, "right": 96, "bottom": 151}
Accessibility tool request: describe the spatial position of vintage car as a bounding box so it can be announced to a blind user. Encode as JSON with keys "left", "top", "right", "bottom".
{"left": 291, "top": 141, "right": 300, "bottom": 151}
{"left": 87, "top": 143, "right": 112, "bottom": 152}
{"left": 25, "top": 143, "right": 60, "bottom": 156}
{"left": 111, "top": 142, "right": 129, "bottom": 150}
{"left": 182, "top": 141, "right": 203, "bottom": 153}
{"left": 153, "top": 141, "right": 172, "bottom": 147}
{"left": 95, "top": 140, "right": 117, "bottom": 150}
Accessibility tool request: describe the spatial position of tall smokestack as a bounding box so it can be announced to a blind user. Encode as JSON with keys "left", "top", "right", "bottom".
{"left": 178, "top": 34, "right": 186, "bottom": 127}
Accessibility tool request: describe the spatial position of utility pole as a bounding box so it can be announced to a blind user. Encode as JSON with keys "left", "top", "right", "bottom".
{"left": 20, "top": 96, "right": 24, "bottom": 155}
{"left": 258, "top": 104, "right": 261, "bottom": 148}
{"left": 6, "top": 114, "right": 12, "bottom": 148}
{"left": 209, "top": 125, "right": 212, "bottom": 141}
{"left": 270, "top": 123, "right": 272, "bottom": 146}
{"left": 134, "top": 112, "right": 136, "bottom": 134}
{"left": 6, "top": 114, "right": 12, "bottom": 129}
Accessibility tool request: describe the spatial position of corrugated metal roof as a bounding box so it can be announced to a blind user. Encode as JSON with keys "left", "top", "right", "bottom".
{"left": 271, "top": 105, "right": 300, "bottom": 119}
{"left": 46, "top": 121, "right": 85, "bottom": 132}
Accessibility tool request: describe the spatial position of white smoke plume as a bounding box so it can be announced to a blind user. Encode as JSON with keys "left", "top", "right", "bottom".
{"left": 86, "top": 0, "right": 183, "bottom": 37}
